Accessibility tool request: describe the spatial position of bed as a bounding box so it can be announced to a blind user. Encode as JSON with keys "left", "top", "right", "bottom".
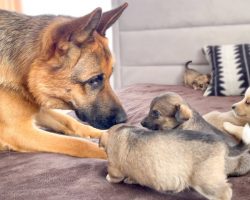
{"left": 0, "top": 84, "right": 249, "bottom": 200}
{"left": 1, "top": 0, "right": 250, "bottom": 199}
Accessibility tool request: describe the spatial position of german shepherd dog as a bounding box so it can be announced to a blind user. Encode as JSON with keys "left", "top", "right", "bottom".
{"left": 0, "top": 3, "right": 128, "bottom": 159}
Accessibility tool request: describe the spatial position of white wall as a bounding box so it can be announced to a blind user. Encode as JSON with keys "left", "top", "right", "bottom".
{"left": 22, "top": 0, "right": 111, "bottom": 17}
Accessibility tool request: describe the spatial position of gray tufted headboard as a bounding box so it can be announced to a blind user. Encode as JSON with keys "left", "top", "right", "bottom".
{"left": 112, "top": 0, "right": 250, "bottom": 89}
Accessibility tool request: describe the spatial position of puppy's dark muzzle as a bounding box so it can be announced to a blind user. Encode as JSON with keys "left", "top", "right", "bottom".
{"left": 141, "top": 119, "right": 159, "bottom": 130}
{"left": 141, "top": 120, "right": 147, "bottom": 127}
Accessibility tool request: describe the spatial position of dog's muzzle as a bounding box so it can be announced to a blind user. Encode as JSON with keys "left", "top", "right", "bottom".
{"left": 75, "top": 108, "right": 127, "bottom": 129}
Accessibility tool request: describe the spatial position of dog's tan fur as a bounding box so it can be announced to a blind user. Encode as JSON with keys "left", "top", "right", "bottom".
{"left": 184, "top": 61, "right": 211, "bottom": 91}
{"left": 204, "top": 87, "right": 250, "bottom": 140}
{"left": 141, "top": 92, "right": 250, "bottom": 176}
{"left": 100, "top": 124, "right": 232, "bottom": 200}
{"left": 0, "top": 4, "right": 128, "bottom": 158}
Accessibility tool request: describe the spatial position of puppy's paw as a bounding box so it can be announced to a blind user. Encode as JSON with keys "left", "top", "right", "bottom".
{"left": 106, "top": 174, "right": 112, "bottom": 182}
{"left": 106, "top": 174, "right": 124, "bottom": 183}
{"left": 223, "top": 122, "right": 245, "bottom": 142}
{"left": 124, "top": 177, "right": 137, "bottom": 185}
{"left": 243, "top": 124, "right": 250, "bottom": 144}
{"left": 223, "top": 122, "right": 234, "bottom": 132}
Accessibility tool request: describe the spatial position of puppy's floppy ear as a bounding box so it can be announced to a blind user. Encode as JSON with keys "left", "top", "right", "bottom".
{"left": 99, "top": 131, "right": 109, "bottom": 149}
{"left": 175, "top": 104, "right": 192, "bottom": 123}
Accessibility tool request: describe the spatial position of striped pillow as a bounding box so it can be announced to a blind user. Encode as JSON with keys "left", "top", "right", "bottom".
{"left": 203, "top": 44, "right": 250, "bottom": 96}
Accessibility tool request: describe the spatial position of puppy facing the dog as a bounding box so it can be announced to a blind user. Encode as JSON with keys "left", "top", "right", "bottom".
{"left": 141, "top": 92, "right": 250, "bottom": 176}
{"left": 204, "top": 87, "right": 250, "bottom": 140}
{"left": 100, "top": 124, "right": 233, "bottom": 200}
{"left": 183, "top": 61, "right": 211, "bottom": 91}
{"left": 141, "top": 92, "right": 233, "bottom": 142}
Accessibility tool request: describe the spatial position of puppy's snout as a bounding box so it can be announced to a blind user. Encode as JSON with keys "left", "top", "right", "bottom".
{"left": 141, "top": 117, "right": 149, "bottom": 127}
{"left": 141, "top": 121, "right": 146, "bottom": 127}
{"left": 232, "top": 105, "right": 236, "bottom": 110}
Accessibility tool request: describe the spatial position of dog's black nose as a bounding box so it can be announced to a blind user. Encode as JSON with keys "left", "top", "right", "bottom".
{"left": 232, "top": 105, "right": 236, "bottom": 110}
{"left": 115, "top": 110, "right": 127, "bottom": 124}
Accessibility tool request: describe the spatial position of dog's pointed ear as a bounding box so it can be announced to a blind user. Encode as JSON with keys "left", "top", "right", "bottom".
{"left": 97, "top": 3, "right": 128, "bottom": 35}
{"left": 43, "top": 8, "right": 102, "bottom": 58}
{"left": 67, "top": 8, "right": 102, "bottom": 45}
{"left": 174, "top": 104, "right": 192, "bottom": 123}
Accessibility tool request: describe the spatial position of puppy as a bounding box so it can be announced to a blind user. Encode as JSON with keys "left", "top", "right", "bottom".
{"left": 100, "top": 124, "right": 232, "bottom": 200}
{"left": 141, "top": 92, "right": 250, "bottom": 176}
{"left": 204, "top": 87, "right": 250, "bottom": 138}
{"left": 183, "top": 61, "right": 211, "bottom": 91}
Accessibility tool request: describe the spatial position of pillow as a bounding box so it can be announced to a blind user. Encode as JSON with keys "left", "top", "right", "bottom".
{"left": 203, "top": 44, "right": 250, "bottom": 96}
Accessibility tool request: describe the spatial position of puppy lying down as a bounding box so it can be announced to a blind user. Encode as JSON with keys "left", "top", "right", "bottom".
{"left": 100, "top": 125, "right": 236, "bottom": 200}
{"left": 204, "top": 87, "right": 250, "bottom": 141}
{"left": 141, "top": 92, "right": 250, "bottom": 177}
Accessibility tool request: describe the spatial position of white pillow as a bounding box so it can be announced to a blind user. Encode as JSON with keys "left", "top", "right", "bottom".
{"left": 203, "top": 44, "right": 250, "bottom": 96}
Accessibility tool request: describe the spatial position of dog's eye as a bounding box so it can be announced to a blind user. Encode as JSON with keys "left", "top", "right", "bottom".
{"left": 151, "top": 110, "right": 160, "bottom": 118}
{"left": 87, "top": 74, "right": 104, "bottom": 89}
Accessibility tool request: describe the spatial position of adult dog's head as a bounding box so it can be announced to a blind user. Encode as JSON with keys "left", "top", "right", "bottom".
{"left": 141, "top": 92, "right": 192, "bottom": 130}
{"left": 232, "top": 87, "right": 250, "bottom": 121}
{"left": 28, "top": 4, "right": 128, "bottom": 129}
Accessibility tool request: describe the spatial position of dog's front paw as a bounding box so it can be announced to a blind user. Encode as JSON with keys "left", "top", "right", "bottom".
{"left": 90, "top": 129, "right": 108, "bottom": 139}
{"left": 80, "top": 127, "right": 107, "bottom": 139}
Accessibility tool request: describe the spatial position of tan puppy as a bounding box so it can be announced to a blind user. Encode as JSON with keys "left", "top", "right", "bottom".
{"left": 141, "top": 92, "right": 250, "bottom": 176}
{"left": 100, "top": 125, "right": 232, "bottom": 200}
{"left": 184, "top": 61, "right": 211, "bottom": 91}
{"left": 204, "top": 87, "right": 250, "bottom": 139}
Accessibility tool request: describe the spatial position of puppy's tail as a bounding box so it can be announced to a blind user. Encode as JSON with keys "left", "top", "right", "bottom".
{"left": 185, "top": 60, "right": 192, "bottom": 69}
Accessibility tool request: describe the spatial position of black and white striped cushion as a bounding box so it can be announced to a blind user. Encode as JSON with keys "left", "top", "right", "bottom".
{"left": 203, "top": 44, "right": 250, "bottom": 96}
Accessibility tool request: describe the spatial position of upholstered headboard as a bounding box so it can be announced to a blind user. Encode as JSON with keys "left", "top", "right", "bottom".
{"left": 112, "top": 0, "right": 250, "bottom": 88}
